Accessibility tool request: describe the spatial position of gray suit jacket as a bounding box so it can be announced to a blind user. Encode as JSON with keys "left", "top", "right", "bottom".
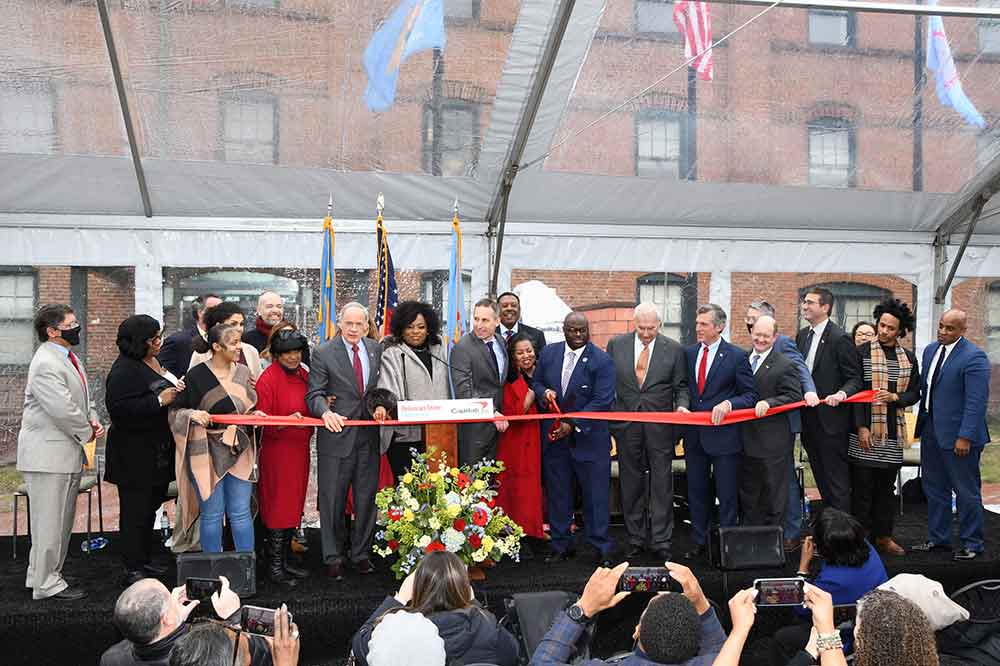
{"left": 449, "top": 332, "right": 505, "bottom": 462}
{"left": 607, "top": 332, "right": 689, "bottom": 448}
{"left": 307, "top": 336, "right": 382, "bottom": 459}
{"left": 741, "top": 349, "right": 802, "bottom": 459}
{"left": 17, "top": 342, "right": 97, "bottom": 474}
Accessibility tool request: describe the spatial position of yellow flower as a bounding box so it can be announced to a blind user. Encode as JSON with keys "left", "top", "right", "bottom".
{"left": 446, "top": 504, "right": 461, "bottom": 517}
{"left": 472, "top": 549, "right": 488, "bottom": 562}
{"left": 450, "top": 468, "right": 460, "bottom": 478}
{"left": 403, "top": 509, "right": 415, "bottom": 522}
{"left": 402, "top": 473, "right": 414, "bottom": 484}
{"left": 481, "top": 535, "right": 495, "bottom": 552}
{"left": 428, "top": 473, "right": 440, "bottom": 483}
{"left": 429, "top": 517, "right": 441, "bottom": 530}
{"left": 473, "top": 479, "right": 487, "bottom": 491}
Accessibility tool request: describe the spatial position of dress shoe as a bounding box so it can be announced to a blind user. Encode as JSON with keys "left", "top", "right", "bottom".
{"left": 143, "top": 563, "right": 169, "bottom": 575}
{"left": 683, "top": 545, "right": 707, "bottom": 561}
{"left": 124, "top": 570, "right": 148, "bottom": 586}
{"left": 355, "top": 559, "right": 375, "bottom": 575}
{"left": 953, "top": 548, "right": 981, "bottom": 561}
{"left": 653, "top": 548, "right": 672, "bottom": 563}
{"left": 911, "top": 541, "right": 951, "bottom": 553}
{"left": 875, "top": 537, "right": 906, "bottom": 556}
{"left": 48, "top": 586, "right": 87, "bottom": 601}
{"left": 783, "top": 538, "right": 802, "bottom": 553}
{"left": 327, "top": 560, "right": 346, "bottom": 580}
{"left": 626, "top": 544, "right": 645, "bottom": 560}
{"left": 544, "top": 549, "right": 575, "bottom": 564}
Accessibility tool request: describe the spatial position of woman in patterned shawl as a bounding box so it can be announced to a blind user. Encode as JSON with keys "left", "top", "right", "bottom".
{"left": 170, "top": 323, "right": 261, "bottom": 553}
{"left": 850, "top": 298, "right": 921, "bottom": 557}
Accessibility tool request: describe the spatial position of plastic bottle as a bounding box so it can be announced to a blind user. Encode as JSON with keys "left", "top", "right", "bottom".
{"left": 952, "top": 492, "right": 958, "bottom": 514}
{"left": 160, "top": 513, "right": 172, "bottom": 542}
{"left": 81, "top": 536, "right": 108, "bottom": 552}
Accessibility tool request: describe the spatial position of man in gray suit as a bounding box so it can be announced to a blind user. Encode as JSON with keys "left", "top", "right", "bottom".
{"left": 307, "top": 302, "right": 385, "bottom": 580}
{"left": 607, "top": 303, "right": 689, "bottom": 561}
{"left": 740, "top": 316, "right": 803, "bottom": 528}
{"left": 450, "top": 298, "right": 509, "bottom": 467}
{"left": 17, "top": 304, "right": 104, "bottom": 600}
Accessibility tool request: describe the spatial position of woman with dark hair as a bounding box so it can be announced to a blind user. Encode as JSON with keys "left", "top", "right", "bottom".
{"left": 851, "top": 321, "right": 876, "bottom": 347}
{"left": 188, "top": 301, "right": 262, "bottom": 381}
{"left": 170, "top": 324, "right": 260, "bottom": 554}
{"left": 775, "top": 508, "right": 888, "bottom": 660}
{"left": 351, "top": 551, "right": 518, "bottom": 666}
{"left": 850, "top": 298, "right": 920, "bottom": 556}
{"left": 495, "top": 332, "right": 544, "bottom": 547}
{"left": 105, "top": 315, "right": 181, "bottom": 584}
{"left": 377, "top": 300, "right": 451, "bottom": 477}
{"left": 259, "top": 319, "right": 311, "bottom": 370}
{"left": 255, "top": 327, "right": 313, "bottom": 585}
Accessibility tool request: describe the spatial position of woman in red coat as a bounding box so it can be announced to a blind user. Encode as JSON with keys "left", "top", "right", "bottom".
{"left": 496, "top": 332, "right": 545, "bottom": 551}
{"left": 255, "top": 328, "right": 312, "bottom": 585}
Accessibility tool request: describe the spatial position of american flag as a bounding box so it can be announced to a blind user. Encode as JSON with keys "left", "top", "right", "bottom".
{"left": 673, "top": 0, "right": 713, "bottom": 81}
{"left": 374, "top": 213, "right": 398, "bottom": 338}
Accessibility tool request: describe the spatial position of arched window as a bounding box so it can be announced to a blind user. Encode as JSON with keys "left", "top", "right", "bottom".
{"left": 808, "top": 117, "right": 855, "bottom": 188}
{"left": 636, "top": 273, "right": 697, "bottom": 343}
{"left": 799, "top": 281, "right": 890, "bottom": 331}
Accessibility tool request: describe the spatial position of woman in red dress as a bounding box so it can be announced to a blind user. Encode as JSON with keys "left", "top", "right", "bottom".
{"left": 496, "top": 332, "right": 545, "bottom": 553}
{"left": 255, "top": 327, "right": 312, "bottom": 585}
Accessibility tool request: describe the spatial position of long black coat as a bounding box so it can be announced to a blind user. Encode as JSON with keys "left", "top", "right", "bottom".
{"left": 104, "top": 356, "right": 175, "bottom": 488}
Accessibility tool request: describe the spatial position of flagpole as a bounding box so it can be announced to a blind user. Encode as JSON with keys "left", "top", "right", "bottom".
{"left": 912, "top": 0, "right": 924, "bottom": 192}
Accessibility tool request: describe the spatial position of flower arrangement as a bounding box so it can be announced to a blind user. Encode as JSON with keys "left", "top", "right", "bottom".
{"left": 374, "top": 451, "right": 525, "bottom": 579}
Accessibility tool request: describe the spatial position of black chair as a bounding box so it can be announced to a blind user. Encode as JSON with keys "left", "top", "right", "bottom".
{"left": 950, "top": 579, "right": 1000, "bottom": 623}
{"left": 501, "top": 590, "right": 592, "bottom": 665}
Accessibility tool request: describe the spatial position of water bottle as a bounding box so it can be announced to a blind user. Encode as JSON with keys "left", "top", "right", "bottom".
{"left": 81, "top": 536, "right": 108, "bottom": 552}
{"left": 160, "top": 513, "right": 172, "bottom": 543}
{"left": 803, "top": 497, "right": 811, "bottom": 521}
{"left": 952, "top": 492, "right": 958, "bottom": 514}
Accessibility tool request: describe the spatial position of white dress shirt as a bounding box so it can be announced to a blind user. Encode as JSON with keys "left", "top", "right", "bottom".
{"left": 561, "top": 343, "right": 583, "bottom": 393}
{"left": 749, "top": 346, "right": 772, "bottom": 375}
{"left": 634, "top": 334, "right": 656, "bottom": 363}
{"left": 923, "top": 337, "right": 961, "bottom": 410}
{"left": 698, "top": 337, "right": 723, "bottom": 378}
{"left": 804, "top": 318, "right": 829, "bottom": 372}
{"left": 344, "top": 338, "right": 371, "bottom": 390}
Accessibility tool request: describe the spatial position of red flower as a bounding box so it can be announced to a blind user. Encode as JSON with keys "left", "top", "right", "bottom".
{"left": 486, "top": 499, "right": 496, "bottom": 509}
{"left": 388, "top": 509, "right": 402, "bottom": 522}
{"left": 472, "top": 508, "right": 489, "bottom": 527}
{"left": 468, "top": 534, "right": 482, "bottom": 550}
{"left": 387, "top": 540, "right": 399, "bottom": 551}
{"left": 456, "top": 473, "right": 470, "bottom": 489}
{"left": 453, "top": 518, "right": 466, "bottom": 532}
{"left": 425, "top": 540, "right": 446, "bottom": 553}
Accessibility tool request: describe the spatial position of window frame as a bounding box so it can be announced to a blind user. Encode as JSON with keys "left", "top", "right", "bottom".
{"left": 217, "top": 89, "right": 279, "bottom": 165}
{"left": 421, "top": 98, "right": 481, "bottom": 177}
{"left": 0, "top": 267, "right": 38, "bottom": 369}
{"left": 807, "top": 9, "right": 857, "bottom": 48}
{"left": 420, "top": 270, "right": 473, "bottom": 325}
{"left": 443, "top": 0, "right": 481, "bottom": 22}
{"left": 634, "top": 108, "right": 688, "bottom": 179}
{"left": 798, "top": 281, "right": 891, "bottom": 332}
{"left": 634, "top": 0, "right": 680, "bottom": 36}
{"left": 987, "top": 282, "right": 1000, "bottom": 361}
{"left": 0, "top": 82, "right": 57, "bottom": 156}
{"left": 979, "top": 0, "right": 1000, "bottom": 53}
{"left": 636, "top": 273, "right": 698, "bottom": 344}
{"left": 807, "top": 116, "right": 856, "bottom": 189}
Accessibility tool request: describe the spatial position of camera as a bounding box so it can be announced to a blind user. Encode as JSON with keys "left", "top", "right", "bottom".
{"left": 240, "top": 605, "right": 293, "bottom": 637}
{"left": 754, "top": 577, "right": 806, "bottom": 607}
{"left": 617, "top": 567, "right": 679, "bottom": 593}
{"left": 185, "top": 577, "right": 222, "bottom": 602}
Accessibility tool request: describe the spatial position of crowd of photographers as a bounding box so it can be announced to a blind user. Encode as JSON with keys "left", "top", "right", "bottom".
{"left": 100, "top": 509, "right": 989, "bottom": 666}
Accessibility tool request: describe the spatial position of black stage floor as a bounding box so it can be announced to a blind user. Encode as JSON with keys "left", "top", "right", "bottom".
{"left": 3, "top": 504, "right": 1000, "bottom": 666}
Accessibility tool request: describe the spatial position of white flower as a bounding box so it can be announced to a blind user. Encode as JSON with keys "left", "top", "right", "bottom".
{"left": 428, "top": 517, "right": 441, "bottom": 530}
{"left": 472, "top": 548, "right": 488, "bottom": 562}
{"left": 442, "top": 528, "right": 465, "bottom": 552}
{"left": 444, "top": 491, "right": 461, "bottom": 506}
{"left": 407, "top": 498, "right": 419, "bottom": 511}
{"left": 417, "top": 535, "right": 432, "bottom": 548}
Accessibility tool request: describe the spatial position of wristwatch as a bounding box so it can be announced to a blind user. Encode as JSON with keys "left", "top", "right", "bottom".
{"left": 566, "top": 604, "right": 591, "bottom": 624}
{"left": 815, "top": 631, "right": 843, "bottom": 652}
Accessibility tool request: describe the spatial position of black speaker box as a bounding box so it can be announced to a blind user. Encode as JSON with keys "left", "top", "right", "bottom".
{"left": 709, "top": 526, "right": 785, "bottom": 570}
{"left": 176, "top": 551, "right": 256, "bottom": 596}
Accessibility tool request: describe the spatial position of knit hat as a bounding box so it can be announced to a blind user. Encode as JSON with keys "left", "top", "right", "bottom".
{"left": 878, "top": 574, "right": 969, "bottom": 630}
{"left": 367, "top": 611, "right": 447, "bottom": 666}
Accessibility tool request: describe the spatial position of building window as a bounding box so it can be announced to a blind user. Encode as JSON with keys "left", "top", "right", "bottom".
{"left": 636, "top": 0, "right": 678, "bottom": 34}
{"left": 988, "top": 283, "right": 1000, "bottom": 361}
{"left": 220, "top": 92, "right": 277, "bottom": 164}
{"left": 226, "top": 0, "right": 278, "bottom": 7}
{"left": 422, "top": 100, "right": 480, "bottom": 177}
{"left": 800, "top": 282, "right": 891, "bottom": 332}
{"left": 636, "top": 111, "right": 685, "bottom": 178}
{"left": 0, "top": 270, "right": 37, "bottom": 365}
{"left": 444, "top": 0, "right": 479, "bottom": 20}
{"left": 421, "top": 270, "right": 472, "bottom": 325}
{"left": 808, "top": 117, "right": 854, "bottom": 188}
{"left": 808, "top": 10, "right": 855, "bottom": 47}
{"left": 637, "top": 273, "right": 696, "bottom": 343}
{"left": 980, "top": 0, "right": 1000, "bottom": 53}
{"left": 0, "top": 88, "right": 55, "bottom": 155}
{"left": 978, "top": 129, "right": 1000, "bottom": 170}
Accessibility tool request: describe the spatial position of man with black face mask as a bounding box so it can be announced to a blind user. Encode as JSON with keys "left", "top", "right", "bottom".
{"left": 17, "top": 303, "right": 104, "bottom": 601}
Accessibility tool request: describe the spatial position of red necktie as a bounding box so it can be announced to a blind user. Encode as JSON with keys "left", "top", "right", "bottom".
{"left": 697, "top": 345, "right": 708, "bottom": 395}
{"left": 68, "top": 352, "right": 86, "bottom": 389}
{"left": 352, "top": 343, "right": 365, "bottom": 393}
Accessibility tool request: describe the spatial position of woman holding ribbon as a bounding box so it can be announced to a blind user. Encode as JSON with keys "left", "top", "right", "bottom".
{"left": 850, "top": 298, "right": 920, "bottom": 556}
{"left": 170, "top": 323, "right": 260, "bottom": 554}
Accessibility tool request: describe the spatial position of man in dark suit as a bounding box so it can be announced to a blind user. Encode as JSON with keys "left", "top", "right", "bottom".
{"left": 682, "top": 304, "right": 757, "bottom": 560}
{"left": 795, "top": 287, "right": 862, "bottom": 512}
{"left": 158, "top": 293, "right": 220, "bottom": 378}
{"left": 307, "top": 302, "right": 385, "bottom": 580}
{"left": 497, "top": 291, "right": 546, "bottom": 353}
{"left": 533, "top": 312, "right": 616, "bottom": 565}
{"left": 740, "top": 316, "right": 803, "bottom": 528}
{"left": 607, "top": 303, "right": 688, "bottom": 561}
{"left": 913, "top": 309, "right": 990, "bottom": 561}
{"left": 450, "top": 298, "right": 510, "bottom": 467}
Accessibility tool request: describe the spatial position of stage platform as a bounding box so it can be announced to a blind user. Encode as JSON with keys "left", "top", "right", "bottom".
{"left": 3, "top": 505, "right": 1000, "bottom": 666}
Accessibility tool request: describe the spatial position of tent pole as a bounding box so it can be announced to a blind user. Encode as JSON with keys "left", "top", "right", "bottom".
{"left": 96, "top": 0, "right": 153, "bottom": 218}
{"left": 487, "top": 0, "right": 577, "bottom": 295}
{"left": 933, "top": 195, "right": 988, "bottom": 319}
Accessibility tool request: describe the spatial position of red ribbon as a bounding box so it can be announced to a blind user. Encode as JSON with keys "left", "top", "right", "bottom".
{"left": 211, "top": 390, "right": 877, "bottom": 428}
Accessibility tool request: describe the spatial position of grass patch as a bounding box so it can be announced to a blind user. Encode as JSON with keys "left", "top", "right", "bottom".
{"left": 0, "top": 463, "right": 23, "bottom": 511}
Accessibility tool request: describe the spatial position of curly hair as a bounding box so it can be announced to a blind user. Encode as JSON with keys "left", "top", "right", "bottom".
{"left": 386, "top": 300, "right": 441, "bottom": 348}
{"left": 639, "top": 593, "right": 702, "bottom": 664}
{"left": 855, "top": 589, "right": 939, "bottom": 666}
{"left": 872, "top": 298, "right": 915, "bottom": 339}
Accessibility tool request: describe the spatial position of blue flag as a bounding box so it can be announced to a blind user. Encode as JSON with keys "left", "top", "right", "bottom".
{"left": 927, "top": 0, "right": 985, "bottom": 128}
{"left": 318, "top": 211, "right": 336, "bottom": 342}
{"left": 363, "top": 0, "right": 446, "bottom": 112}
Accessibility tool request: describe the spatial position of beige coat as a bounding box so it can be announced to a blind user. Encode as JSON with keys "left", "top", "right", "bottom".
{"left": 377, "top": 342, "right": 451, "bottom": 453}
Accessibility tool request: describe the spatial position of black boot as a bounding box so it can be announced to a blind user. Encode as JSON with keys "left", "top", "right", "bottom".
{"left": 283, "top": 529, "right": 309, "bottom": 579}
{"left": 267, "top": 530, "right": 297, "bottom": 587}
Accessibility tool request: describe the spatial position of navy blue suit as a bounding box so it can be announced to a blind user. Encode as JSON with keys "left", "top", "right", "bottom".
{"left": 916, "top": 337, "right": 990, "bottom": 552}
{"left": 683, "top": 339, "right": 758, "bottom": 545}
{"left": 533, "top": 341, "right": 616, "bottom": 555}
